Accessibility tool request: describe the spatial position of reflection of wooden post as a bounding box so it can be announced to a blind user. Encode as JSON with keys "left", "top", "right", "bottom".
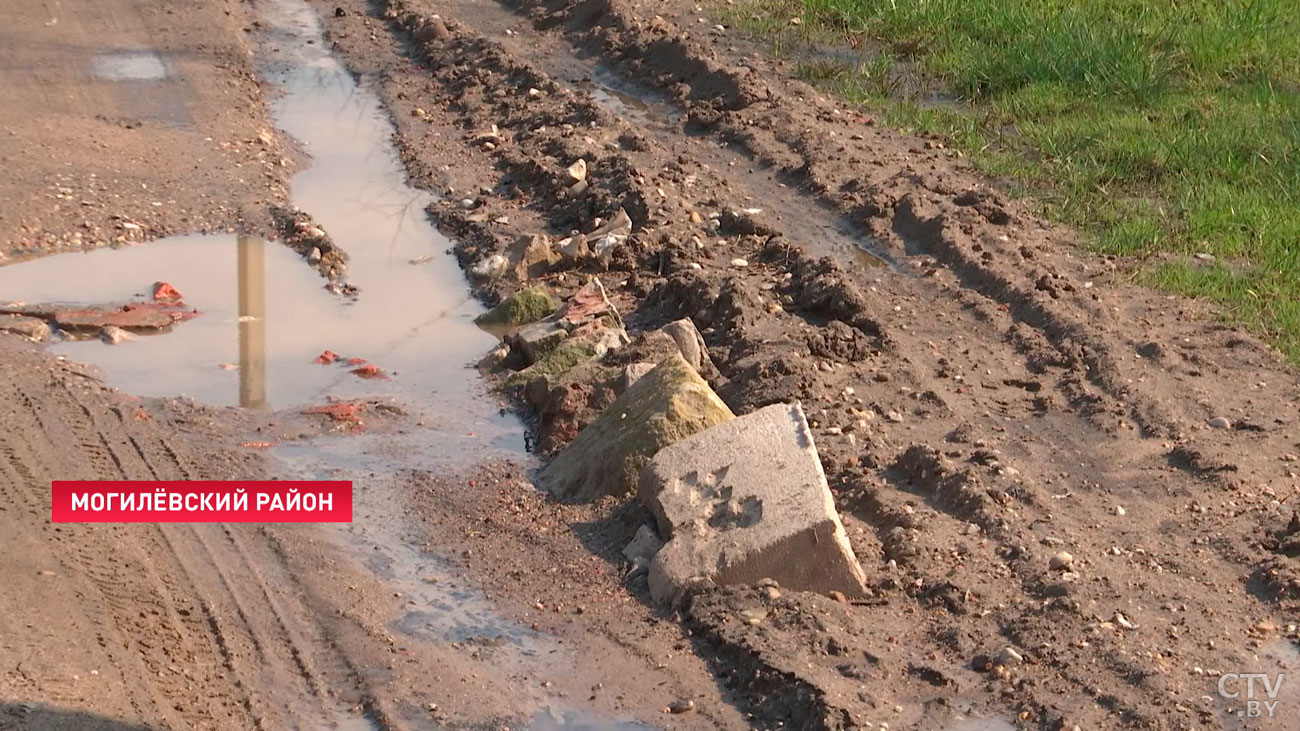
{"left": 237, "top": 236, "right": 267, "bottom": 409}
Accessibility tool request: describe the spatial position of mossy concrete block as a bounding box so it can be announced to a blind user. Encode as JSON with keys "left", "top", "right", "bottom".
{"left": 502, "top": 336, "right": 602, "bottom": 389}
{"left": 474, "top": 286, "right": 559, "bottom": 331}
{"left": 540, "top": 353, "right": 734, "bottom": 502}
{"left": 511, "top": 320, "right": 569, "bottom": 364}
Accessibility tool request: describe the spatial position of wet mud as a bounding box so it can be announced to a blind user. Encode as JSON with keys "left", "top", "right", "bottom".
{"left": 4, "top": 0, "right": 1300, "bottom": 728}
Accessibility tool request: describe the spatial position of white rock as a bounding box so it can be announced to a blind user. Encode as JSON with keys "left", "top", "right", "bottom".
{"left": 99, "top": 326, "right": 133, "bottom": 345}
{"left": 622, "top": 524, "right": 663, "bottom": 565}
{"left": 567, "top": 158, "right": 588, "bottom": 183}
{"left": 470, "top": 254, "right": 508, "bottom": 280}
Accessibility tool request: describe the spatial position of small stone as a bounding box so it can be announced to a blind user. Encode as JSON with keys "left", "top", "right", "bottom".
{"left": 99, "top": 325, "right": 133, "bottom": 345}
{"left": 413, "top": 16, "right": 450, "bottom": 41}
{"left": 997, "top": 647, "right": 1024, "bottom": 666}
{"left": 761, "top": 585, "right": 782, "bottom": 601}
{"left": 152, "top": 281, "right": 183, "bottom": 301}
{"left": 308, "top": 247, "right": 322, "bottom": 263}
{"left": 1049, "top": 551, "right": 1074, "bottom": 570}
{"left": 1113, "top": 505, "right": 1126, "bottom": 516}
{"left": 730, "top": 258, "right": 748, "bottom": 268}
{"left": 505, "top": 234, "right": 560, "bottom": 281}
{"left": 619, "top": 362, "right": 656, "bottom": 392}
{"left": 470, "top": 254, "right": 508, "bottom": 280}
{"left": 566, "top": 158, "right": 588, "bottom": 183}
{"left": 1208, "top": 416, "right": 1232, "bottom": 429}
{"left": 886, "top": 410, "right": 904, "bottom": 423}
{"left": 412, "top": 107, "right": 427, "bottom": 118}
{"left": 667, "top": 699, "right": 695, "bottom": 714}
{"left": 739, "top": 607, "right": 768, "bottom": 624}
{"left": 828, "top": 590, "right": 848, "bottom": 603}
{"left": 623, "top": 525, "right": 663, "bottom": 565}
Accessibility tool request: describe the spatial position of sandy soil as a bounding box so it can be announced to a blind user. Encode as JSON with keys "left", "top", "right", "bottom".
{"left": 2, "top": 0, "right": 1299, "bottom": 729}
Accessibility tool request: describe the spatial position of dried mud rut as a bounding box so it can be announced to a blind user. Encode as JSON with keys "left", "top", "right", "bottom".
{"left": 1, "top": 0, "right": 1299, "bottom": 730}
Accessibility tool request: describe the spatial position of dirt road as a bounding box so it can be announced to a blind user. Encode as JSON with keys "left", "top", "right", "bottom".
{"left": 2, "top": 0, "right": 1299, "bottom": 729}
{"left": 0, "top": 0, "right": 291, "bottom": 258}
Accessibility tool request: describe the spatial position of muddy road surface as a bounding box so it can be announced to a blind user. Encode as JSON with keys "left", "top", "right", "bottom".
{"left": 2, "top": 0, "right": 1300, "bottom": 729}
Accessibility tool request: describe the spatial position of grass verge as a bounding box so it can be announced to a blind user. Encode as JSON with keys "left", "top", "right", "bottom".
{"left": 723, "top": 0, "right": 1300, "bottom": 360}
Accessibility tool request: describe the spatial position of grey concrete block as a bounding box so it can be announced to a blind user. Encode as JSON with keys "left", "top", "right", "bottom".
{"left": 638, "top": 402, "right": 868, "bottom": 605}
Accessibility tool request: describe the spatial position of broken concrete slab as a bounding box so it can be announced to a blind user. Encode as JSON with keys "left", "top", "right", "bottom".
{"left": 510, "top": 320, "right": 569, "bottom": 364}
{"left": 540, "top": 352, "right": 734, "bottom": 502}
{"left": 1, "top": 301, "right": 196, "bottom": 332}
{"left": 506, "top": 234, "right": 559, "bottom": 281}
{"left": 502, "top": 322, "right": 627, "bottom": 389}
{"left": 556, "top": 235, "right": 591, "bottom": 264}
{"left": 659, "top": 318, "right": 711, "bottom": 373}
{"left": 638, "top": 402, "right": 868, "bottom": 606}
{"left": 53, "top": 305, "right": 181, "bottom": 331}
{"left": 623, "top": 524, "right": 663, "bottom": 566}
{"left": 474, "top": 285, "right": 560, "bottom": 331}
{"left": 0, "top": 314, "right": 51, "bottom": 342}
{"left": 619, "top": 362, "right": 656, "bottom": 392}
{"left": 553, "top": 209, "right": 633, "bottom": 266}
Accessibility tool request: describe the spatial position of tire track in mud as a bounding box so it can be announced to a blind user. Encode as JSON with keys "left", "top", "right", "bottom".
{"left": 499, "top": 0, "right": 1190, "bottom": 439}
{"left": 0, "top": 339, "right": 390, "bottom": 730}
{"left": 0, "top": 376, "right": 211, "bottom": 728}
{"left": 312, "top": 1, "right": 1300, "bottom": 727}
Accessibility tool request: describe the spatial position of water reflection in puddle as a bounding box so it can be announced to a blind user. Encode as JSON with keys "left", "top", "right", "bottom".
{"left": 583, "top": 70, "right": 680, "bottom": 128}
{"left": 944, "top": 718, "right": 1017, "bottom": 731}
{"left": 254, "top": 2, "right": 658, "bottom": 728}
{"left": 92, "top": 50, "right": 168, "bottom": 81}
{"left": 528, "top": 707, "right": 658, "bottom": 731}
{"left": 0, "top": 233, "right": 518, "bottom": 458}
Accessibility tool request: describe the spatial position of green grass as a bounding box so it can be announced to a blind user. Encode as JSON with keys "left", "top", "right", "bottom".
{"left": 723, "top": 0, "right": 1300, "bottom": 359}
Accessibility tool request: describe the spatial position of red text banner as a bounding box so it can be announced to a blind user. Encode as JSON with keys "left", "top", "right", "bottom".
{"left": 51, "top": 481, "right": 353, "bottom": 523}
